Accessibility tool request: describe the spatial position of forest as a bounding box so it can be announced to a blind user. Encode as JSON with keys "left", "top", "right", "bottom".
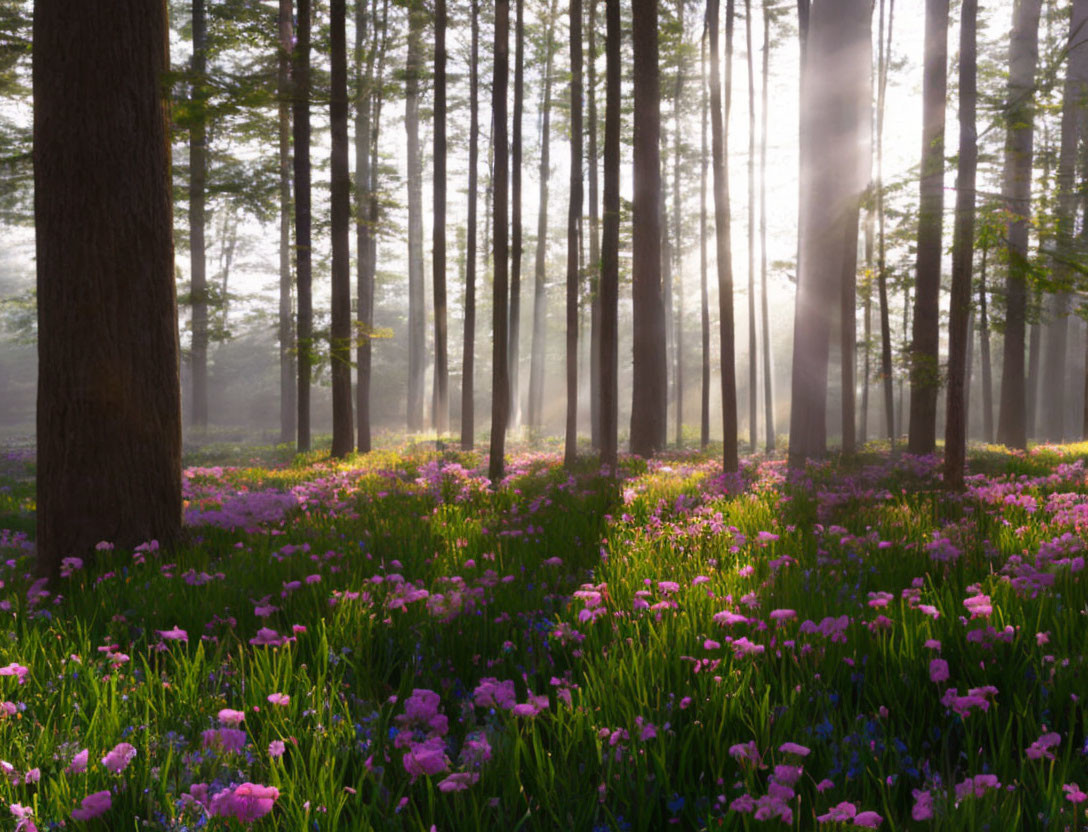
{"left": 1, "top": 0, "right": 1088, "bottom": 828}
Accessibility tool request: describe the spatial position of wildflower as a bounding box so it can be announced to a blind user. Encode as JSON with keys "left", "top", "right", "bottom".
{"left": 817, "top": 802, "right": 856, "bottom": 823}
{"left": 101, "top": 742, "right": 136, "bottom": 774}
{"left": 269, "top": 740, "right": 285, "bottom": 758}
{"left": 1026, "top": 731, "right": 1061, "bottom": 761}
{"left": 1063, "top": 783, "right": 1087, "bottom": 804}
{"left": 66, "top": 748, "right": 88, "bottom": 774}
{"left": 929, "top": 658, "right": 949, "bottom": 683}
{"left": 729, "top": 741, "right": 760, "bottom": 765}
{"left": 438, "top": 772, "right": 479, "bottom": 792}
{"left": 955, "top": 774, "right": 1001, "bottom": 801}
{"left": 778, "top": 742, "right": 810, "bottom": 757}
{"left": 249, "top": 627, "right": 285, "bottom": 647}
{"left": 267, "top": 692, "right": 290, "bottom": 706}
{"left": 218, "top": 708, "right": 245, "bottom": 727}
{"left": 157, "top": 626, "right": 188, "bottom": 642}
{"left": 10, "top": 803, "right": 36, "bottom": 832}
{"left": 0, "top": 663, "right": 28, "bottom": 684}
{"left": 963, "top": 594, "right": 992, "bottom": 619}
{"left": 210, "top": 783, "right": 280, "bottom": 823}
{"left": 911, "top": 788, "right": 933, "bottom": 821}
{"left": 854, "top": 810, "right": 883, "bottom": 828}
{"left": 402, "top": 737, "right": 449, "bottom": 778}
{"left": 71, "top": 791, "right": 112, "bottom": 821}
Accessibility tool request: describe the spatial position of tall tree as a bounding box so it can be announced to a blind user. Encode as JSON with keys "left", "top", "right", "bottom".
{"left": 997, "top": 0, "right": 1042, "bottom": 450}
{"left": 599, "top": 0, "right": 620, "bottom": 472}
{"left": 278, "top": 0, "right": 295, "bottom": 445}
{"left": 759, "top": 0, "right": 774, "bottom": 450}
{"left": 700, "top": 34, "right": 710, "bottom": 449}
{"left": 462, "top": 0, "right": 481, "bottom": 450}
{"left": 709, "top": 0, "right": 738, "bottom": 471}
{"left": 405, "top": 0, "right": 426, "bottom": 433}
{"left": 509, "top": 0, "right": 525, "bottom": 428}
{"left": 746, "top": 0, "right": 757, "bottom": 452}
{"left": 908, "top": 0, "right": 949, "bottom": 455}
{"left": 630, "top": 0, "right": 667, "bottom": 456}
{"left": 672, "top": 2, "right": 686, "bottom": 448}
{"left": 587, "top": 0, "right": 601, "bottom": 449}
{"left": 433, "top": 0, "right": 449, "bottom": 435}
{"left": 294, "top": 0, "right": 313, "bottom": 452}
{"left": 490, "top": 0, "right": 511, "bottom": 482}
{"left": 876, "top": 0, "right": 895, "bottom": 442}
{"left": 1042, "top": 0, "right": 1088, "bottom": 441}
{"left": 34, "top": 0, "right": 181, "bottom": 577}
{"left": 528, "top": 0, "right": 560, "bottom": 431}
{"left": 190, "top": 0, "right": 209, "bottom": 430}
{"left": 787, "top": 0, "right": 871, "bottom": 467}
{"left": 330, "top": 0, "right": 353, "bottom": 458}
{"left": 355, "top": 0, "right": 374, "bottom": 453}
{"left": 566, "top": 0, "right": 583, "bottom": 465}
{"left": 944, "top": 0, "right": 977, "bottom": 490}
{"left": 978, "top": 243, "right": 993, "bottom": 442}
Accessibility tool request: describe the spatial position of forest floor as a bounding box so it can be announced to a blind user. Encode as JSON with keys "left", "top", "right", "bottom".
{"left": 0, "top": 441, "right": 1087, "bottom": 830}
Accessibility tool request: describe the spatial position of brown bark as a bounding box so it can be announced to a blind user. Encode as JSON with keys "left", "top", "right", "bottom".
{"left": 672, "top": 2, "right": 686, "bottom": 449}
{"left": 294, "top": 0, "right": 312, "bottom": 452}
{"left": 600, "top": 0, "right": 620, "bottom": 473}
{"left": 587, "top": 0, "right": 601, "bottom": 449}
{"left": 566, "top": 0, "right": 583, "bottom": 465}
{"left": 876, "top": 0, "right": 895, "bottom": 443}
{"left": 330, "top": 0, "right": 353, "bottom": 458}
{"left": 979, "top": 245, "right": 994, "bottom": 442}
{"left": 759, "top": 1, "right": 773, "bottom": 450}
{"left": 278, "top": 0, "right": 296, "bottom": 445}
{"left": 489, "top": 0, "right": 511, "bottom": 482}
{"left": 462, "top": 0, "right": 480, "bottom": 450}
{"left": 433, "top": 0, "right": 449, "bottom": 436}
{"left": 509, "top": 0, "right": 525, "bottom": 429}
{"left": 746, "top": 0, "right": 757, "bottom": 452}
{"left": 34, "top": 0, "right": 181, "bottom": 577}
{"left": 700, "top": 35, "right": 710, "bottom": 449}
{"left": 190, "top": 0, "right": 208, "bottom": 431}
{"left": 406, "top": 0, "right": 426, "bottom": 433}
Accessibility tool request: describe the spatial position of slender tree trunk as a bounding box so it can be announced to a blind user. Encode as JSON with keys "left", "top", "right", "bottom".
{"left": 190, "top": 0, "right": 209, "bottom": 431}
{"left": 354, "top": 0, "right": 373, "bottom": 453}
{"left": 1027, "top": 304, "right": 1041, "bottom": 439}
{"left": 566, "top": 0, "right": 583, "bottom": 465}
{"left": 462, "top": 0, "right": 480, "bottom": 450}
{"left": 997, "top": 0, "right": 1042, "bottom": 450}
{"left": 433, "top": 0, "right": 449, "bottom": 437}
{"left": 840, "top": 194, "right": 860, "bottom": 456}
{"left": 700, "top": 35, "right": 710, "bottom": 449}
{"left": 34, "top": 0, "right": 181, "bottom": 577}
{"left": 587, "top": 0, "right": 601, "bottom": 449}
{"left": 746, "top": 0, "right": 757, "bottom": 452}
{"left": 944, "top": 0, "right": 976, "bottom": 490}
{"left": 278, "top": 0, "right": 296, "bottom": 445}
{"left": 490, "top": 0, "right": 511, "bottom": 482}
{"left": 1044, "top": 0, "right": 1088, "bottom": 441}
{"left": 876, "top": 0, "right": 895, "bottom": 443}
{"left": 406, "top": 1, "right": 426, "bottom": 433}
{"left": 759, "top": 1, "right": 773, "bottom": 450}
{"left": 528, "top": 0, "right": 559, "bottom": 432}
{"left": 294, "top": 0, "right": 312, "bottom": 452}
{"left": 509, "top": 0, "right": 525, "bottom": 429}
{"left": 600, "top": 0, "right": 620, "bottom": 473}
{"left": 909, "top": 0, "right": 948, "bottom": 455}
{"left": 709, "top": 0, "right": 738, "bottom": 471}
{"left": 330, "top": 0, "right": 353, "bottom": 458}
{"left": 979, "top": 245, "right": 994, "bottom": 442}
{"left": 673, "top": 3, "right": 686, "bottom": 449}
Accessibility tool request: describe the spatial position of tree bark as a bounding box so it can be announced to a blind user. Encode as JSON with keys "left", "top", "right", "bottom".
{"left": 190, "top": 0, "right": 209, "bottom": 431}
{"left": 600, "top": 0, "right": 620, "bottom": 473}
{"left": 876, "top": 0, "right": 895, "bottom": 443}
{"left": 34, "top": 0, "right": 181, "bottom": 577}
{"left": 944, "top": 0, "right": 976, "bottom": 491}
{"left": 566, "top": 0, "right": 583, "bottom": 465}
{"left": 330, "top": 0, "right": 353, "bottom": 458}
{"left": 672, "top": 1, "right": 686, "bottom": 449}
{"left": 997, "top": 0, "right": 1042, "bottom": 450}
{"left": 278, "top": 0, "right": 296, "bottom": 445}
{"left": 587, "top": 0, "right": 601, "bottom": 449}
{"left": 489, "top": 0, "right": 511, "bottom": 482}
{"left": 406, "top": 0, "right": 426, "bottom": 433}
{"left": 700, "top": 35, "right": 710, "bottom": 449}
{"left": 433, "top": 0, "right": 449, "bottom": 436}
{"left": 979, "top": 244, "right": 994, "bottom": 442}
{"left": 746, "top": 0, "right": 757, "bottom": 453}
{"left": 462, "top": 0, "right": 480, "bottom": 450}
{"left": 354, "top": 0, "right": 373, "bottom": 453}
{"left": 294, "top": 0, "right": 312, "bottom": 451}
{"left": 509, "top": 0, "right": 525, "bottom": 429}
{"left": 909, "top": 0, "right": 948, "bottom": 455}
{"left": 759, "top": 1, "right": 774, "bottom": 450}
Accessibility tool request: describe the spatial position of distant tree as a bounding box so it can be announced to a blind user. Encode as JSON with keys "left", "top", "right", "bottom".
{"left": 433, "top": 0, "right": 449, "bottom": 436}
{"left": 599, "top": 0, "right": 620, "bottom": 472}
{"left": 294, "top": 0, "right": 313, "bottom": 452}
{"left": 875, "top": 0, "right": 895, "bottom": 443}
{"left": 759, "top": 0, "right": 774, "bottom": 450}
{"left": 490, "top": 0, "right": 511, "bottom": 482}
{"left": 908, "top": 0, "right": 948, "bottom": 455}
{"left": 405, "top": 1, "right": 426, "bottom": 434}
{"left": 190, "top": 0, "right": 209, "bottom": 430}
{"left": 509, "top": 0, "right": 525, "bottom": 429}
{"left": 277, "top": 0, "right": 295, "bottom": 445}
{"left": 997, "top": 0, "right": 1042, "bottom": 451}
{"left": 746, "top": 0, "right": 757, "bottom": 453}
{"left": 462, "top": 0, "right": 480, "bottom": 450}
{"left": 587, "top": 0, "right": 601, "bottom": 449}
{"left": 565, "top": 0, "right": 583, "bottom": 465}
{"left": 671, "top": 2, "right": 686, "bottom": 448}
{"left": 34, "top": 0, "right": 181, "bottom": 577}
{"left": 700, "top": 34, "right": 710, "bottom": 449}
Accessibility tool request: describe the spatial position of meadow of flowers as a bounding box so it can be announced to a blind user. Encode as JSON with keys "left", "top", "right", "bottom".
{"left": 0, "top": 440, "right": 1086, "bottom": 830}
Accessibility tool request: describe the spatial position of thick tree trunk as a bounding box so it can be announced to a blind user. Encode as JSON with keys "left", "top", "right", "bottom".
{"left": 700, "top": 35, "right": 710, "bottom": 449}
{"left": 876, "top": 0, "right": 895, "bottom": 444}
{"left": 909, "top": 0, "right": 948, "bottom": 455}
{"left": 600, "top": 0, "right": 621, "bottom": 472}
{"left": 528, "top": 0, "right": 559, "bottom": 432}
{"left": 997, "top": 0, "right": 1042, "bottom": 450}
{"left": 944, "top": 0, "right": 976, "bottom": 491}
{"left": 587, "top": 0, "right": 601, "bottom": 449}
{"left": 709, "top": 0, "right": 738, "bottom": 471}
{"left": 759, "top": 2, "right": 774, "bottom": 451}
{"left": 294, "top": 0, "right": 313, "bottom": 451}
{"left": 190, "top": 0, "right": 209, "bottom": 431}
{"left": 510, "top": 0, "right": 525, "bottom": 429}
{"left": 278, "top": 0, "right": 295, "bottom": 445}
{"left": 329, "top": 0, "right": 353, "bottom": 458}
{"left": 34, "top": 0, "right": 181, "bottom": 577}
{"left": 566, "top": 0, "right": 583, "bottom": 465}
{"left": 433, "top": 0, "right": 449, "bottom": 436}
{"left": 489, "top": 0, "right": 511, "bottom": 482}
{"left": 462, "top": 0, "right": 480, "bottom": 450}
{"left": 406, "top": 1, "right": 426, "bottom": 433}
{"left": 746, "top": 0, "right": 757, "bottom": 452}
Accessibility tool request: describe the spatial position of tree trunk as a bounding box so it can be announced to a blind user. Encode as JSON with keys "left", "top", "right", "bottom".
{"left": 587, "top": 0, "right": 601, "bottom": 449}
{"left": 489, "top": 0, "right": 511, "bottom": 482}
{"left": 787, "top": 0, "right": 870, "bottom": 468}
{"left": 294, "top": 0, "right": 312, "bottom": 452}
{"left": 997, "top": 0, "right": 1042, "bottom": 450}
{"left": 979, "top": 245, "right": 994, "bottom": 442}
{"left": 1027, "top": 310, "right": 1041, "bottom": 439}
{"left": 190, "top": 0, "right": 209, "bottom": 431}
{"left": 509, "top": 0, "right": 525, "bottom": 429}
{"left": 528, "top": 0, "right": 559, "bottom": 432}
{"left": 746, "top": 0, "right": 757, "bottom": 453}
{"left": 944, "top": 0, "right": 976, "bottom": 491}
{"left": 34, "top": 0, "right": 181, "bottom": 577}
{"left": 278, "top": 0, "right": 295, "bottom": 445}
{"left": 330, "top": 0, "right": 353, "bottom": 458}
{"left": 406, "top": 1, "right": 426, "bottom": 433}
{"left": 355, "top": 0, "right": 373, "bottom": 453}
{"left": 876, "top": 0, "right": 895, "bottom": 444}
{"left": 759, "top": 1, "right": 774, "bottom": 451}
{"left": 708, "top": 0, "right": 738, "bottom": 471}
{"left": 1043, "top": 0, "right": 1088, "bottom": 442}
{"left": 433, "top": 0, "right": 449, "bottom": 437}
{"left": 462, "top": 0, "right": 480, "bottom": 450}
{"left": 566, "top": 0, "right": 583, "bottom": 465}
{"left": 700, "top": 34, "right": 710, "bottom": 449}
{"left": 600, "top": 0, "right": 621, "bottom": 473}
{"left": 909, "top": 0, "right": 948, "bottom": 455}
{"left": 629, "top": 0, "right": 667, "bottom": 457}
{"left": 672, "top": 2, "right": 686, "bottom": 449}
